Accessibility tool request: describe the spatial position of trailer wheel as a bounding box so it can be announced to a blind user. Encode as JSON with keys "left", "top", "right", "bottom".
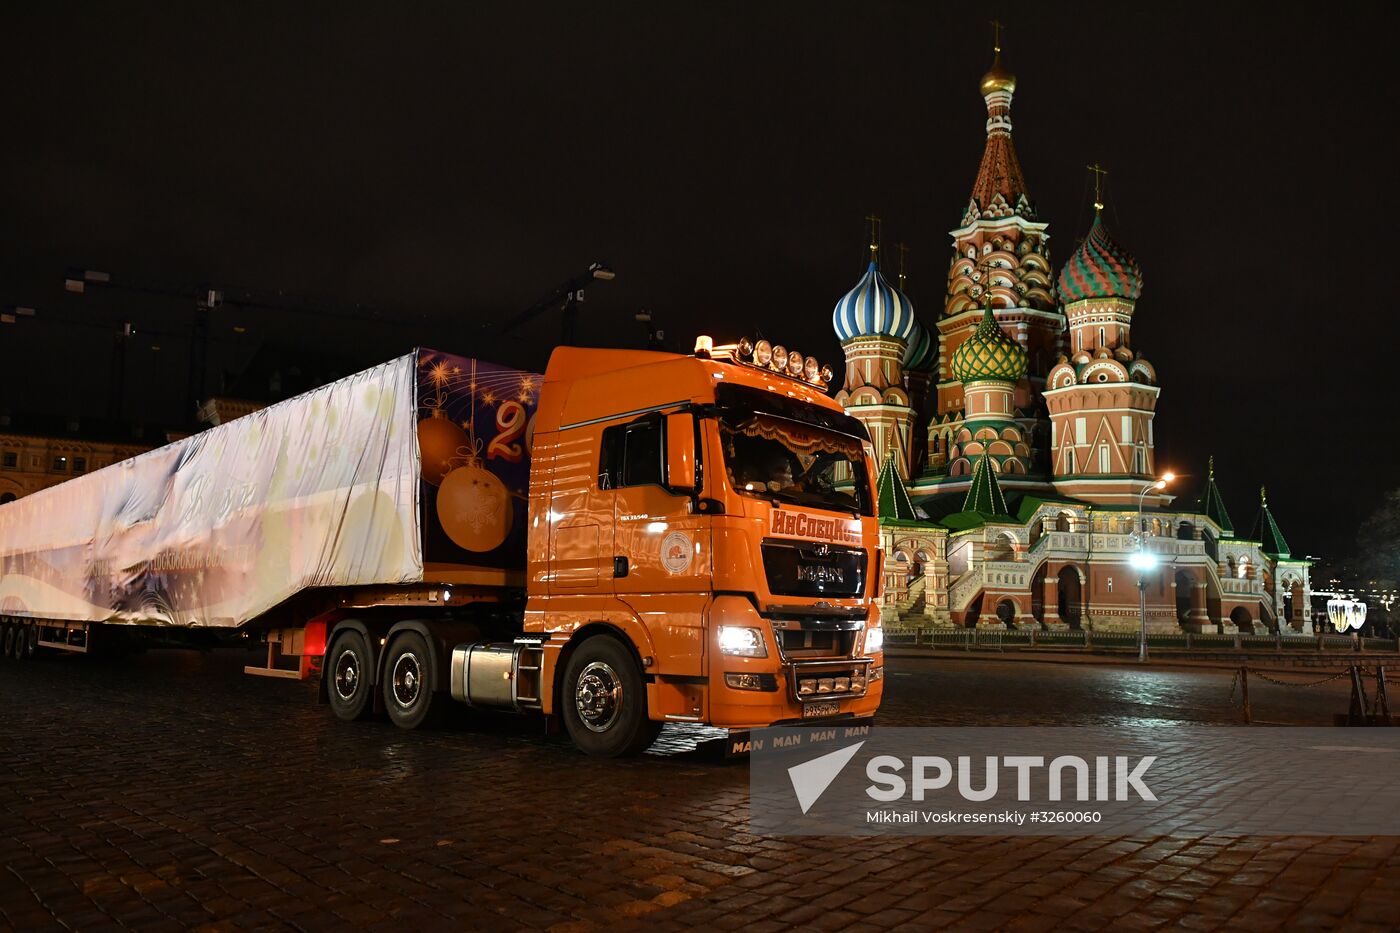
{"left": 382, "top": 631, "right": 437, "bottom": 730}
{"left": 16, "top": 622, "right": 34, "bottom": 658}
{"left": 327, "top": 630, "right": 373, "bottom": 721}
{"left": 561, "top": 635, "right": 661, "bottom": 757}
{"left": 2, "top": 623, "right": 15, "bottom": 661}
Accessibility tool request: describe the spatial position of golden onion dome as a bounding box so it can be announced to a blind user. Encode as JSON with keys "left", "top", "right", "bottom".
{"left": 980, "top": 50, "right": 1016, "bottom": 96}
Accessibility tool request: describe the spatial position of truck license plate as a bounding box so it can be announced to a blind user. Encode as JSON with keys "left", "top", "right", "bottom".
{"left": 802, "top": 700, "right": 841, "bottom": 718}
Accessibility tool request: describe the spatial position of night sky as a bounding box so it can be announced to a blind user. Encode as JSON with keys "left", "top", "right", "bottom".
{"left": 2, "top": 2, "right": 1395, "bottom": 561}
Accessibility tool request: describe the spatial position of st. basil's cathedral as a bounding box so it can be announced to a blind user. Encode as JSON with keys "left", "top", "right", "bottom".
{"left": 833, "top": 41, "right": 1314, "bottom": 634}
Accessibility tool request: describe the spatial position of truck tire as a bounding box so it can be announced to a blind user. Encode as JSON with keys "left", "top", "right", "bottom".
{"left": 327, "top": 629, "right": 373, "bottom": 721}
{"left": 2, "top": 623, "right": 15, "bottom": 660}
{"left": 382, "top": 631, "right": 438, "bottom": 730}
{"left": 22, "top": 624, "right": 37, "bottom": 659}
{"left": 561, "top": 635, "right": 661, "bottom": 757}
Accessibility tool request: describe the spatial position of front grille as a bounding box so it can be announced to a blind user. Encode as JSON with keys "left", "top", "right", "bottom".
{"left": 777, "top": 627, "right": 857, "bottom": 659}
{"left": 761, "top": 539, "right": 866, "bottom": 598}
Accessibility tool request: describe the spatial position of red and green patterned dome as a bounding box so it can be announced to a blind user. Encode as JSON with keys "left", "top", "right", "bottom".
{"left": 1057, "top": 213, "right": 1143, "bottom": 303}
{"left": 951, "top": 305, "right": 1027, "bottom": 383}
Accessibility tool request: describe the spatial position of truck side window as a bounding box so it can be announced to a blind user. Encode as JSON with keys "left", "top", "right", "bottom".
{"left": 599, "top": 417, "right": 662, "bottom": 489}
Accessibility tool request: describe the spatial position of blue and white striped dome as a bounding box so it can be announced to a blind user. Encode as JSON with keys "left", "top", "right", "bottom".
{"left": 832, "top": 261, "right": 917, "bottom": 344}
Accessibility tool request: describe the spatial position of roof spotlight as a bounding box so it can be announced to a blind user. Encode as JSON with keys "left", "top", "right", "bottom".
{"left": 819, "top": 364, "right": 834, "bottom": 384}
{"left": 736, "top": 337, "right": 754, "bottom": 359}
{"left": 788, "top": 352, "right": 805, "bottom": 376}
{"left": 771, "top": 346, "right": 788, "bottom": 370}
{"left": 754, "top": 339, "right": 773, "bottom": 367}
{"left": 804, "top": 357, "right": 820, "bottom": 380}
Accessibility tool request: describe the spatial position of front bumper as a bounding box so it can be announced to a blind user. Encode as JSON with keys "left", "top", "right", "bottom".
{"left": 670, "top": 594, "right": 886, "bottom": 730}
{"left": 708, "top": 664, "right": 884, "bottom": 729}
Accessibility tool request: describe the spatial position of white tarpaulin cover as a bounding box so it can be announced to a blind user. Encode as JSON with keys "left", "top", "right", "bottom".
{"left": 0, "top": 353, "right": 423, "bottom": 627}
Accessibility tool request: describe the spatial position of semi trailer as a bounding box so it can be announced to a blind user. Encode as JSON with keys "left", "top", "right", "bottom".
{"left": 0, "top": 338, "right": 885, "bottom": 756}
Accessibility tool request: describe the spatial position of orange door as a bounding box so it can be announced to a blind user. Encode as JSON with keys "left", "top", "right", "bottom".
{"left": 547, "top": 431, "right": 614, "bottom": 594}
{"left": 603, "top": 415, "right": 711, "bottom": 676}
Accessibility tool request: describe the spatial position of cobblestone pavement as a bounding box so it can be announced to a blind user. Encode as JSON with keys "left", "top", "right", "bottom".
{"left": 3, "top": 647, "right": 1397, "bottom": 931}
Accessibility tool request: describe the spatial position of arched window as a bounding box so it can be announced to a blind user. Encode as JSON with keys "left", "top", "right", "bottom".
{"left": 1238, "top": 557, "right": 1251, "bottom": 579}
{"left": 987, "top": 533, "right": 1017, "bottom": 562}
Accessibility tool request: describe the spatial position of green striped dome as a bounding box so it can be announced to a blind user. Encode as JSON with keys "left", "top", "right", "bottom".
{"left": 951, "top": 305, "right": 1027, "bottom": 383}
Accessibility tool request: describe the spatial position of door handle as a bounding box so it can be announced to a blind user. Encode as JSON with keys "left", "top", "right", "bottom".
{"left": 613, "top": 556, "right": 629, "bottom": 578}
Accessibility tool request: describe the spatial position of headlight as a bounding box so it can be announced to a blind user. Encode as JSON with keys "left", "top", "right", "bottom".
{"left": 865, "top": 625, "right": 884, "bottom": 655}
{"left": 718, "top": 625, "right": 767, "bottom": 658}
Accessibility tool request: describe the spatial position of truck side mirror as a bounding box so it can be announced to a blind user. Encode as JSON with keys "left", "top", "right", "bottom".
{"left": 664, "top": 413, "right": 697, "bottom": 493}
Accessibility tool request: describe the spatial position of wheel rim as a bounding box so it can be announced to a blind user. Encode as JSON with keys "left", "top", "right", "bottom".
{"left": 333, "top": 648, "right": 362, "bottom": 702}
{"left": 575, "top": 661, "right": 623, "bottom": 733}
{"left": 390, "top": 652, "right": 422, "bottom": 709}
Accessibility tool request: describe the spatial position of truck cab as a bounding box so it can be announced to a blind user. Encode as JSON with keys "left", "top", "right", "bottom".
{"left": 524, "top": 339, "right": 884, "bottom": 755}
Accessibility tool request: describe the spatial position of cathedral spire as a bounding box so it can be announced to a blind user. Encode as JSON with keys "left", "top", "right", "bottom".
{"left": 1197, "top": 455, "right": 1235, "bottom": 536}
{"left": 877, "top": 455, "right": 919, "bottom": 522}
{"left": 963, "top": 452, "right": 1009, "bottom": 517}
{"left": 1249, "top": 485, "right": 1292, "bottom": 558}
{"left": 967, "top": 23, "right": 1032, "bottom": 223}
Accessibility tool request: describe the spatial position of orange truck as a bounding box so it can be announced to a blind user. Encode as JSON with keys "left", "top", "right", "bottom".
{"left": 0, "top": 338, "right": 884, "bottom": 756}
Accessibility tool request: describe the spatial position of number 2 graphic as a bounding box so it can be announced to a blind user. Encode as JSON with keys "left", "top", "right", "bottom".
{"left": 487, "top": 400, "right": 526, "bottom": 462}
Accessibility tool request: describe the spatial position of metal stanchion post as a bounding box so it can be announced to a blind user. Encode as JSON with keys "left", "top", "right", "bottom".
{"left": 1240, "top": 666, "right": 1251, "bottom": 724}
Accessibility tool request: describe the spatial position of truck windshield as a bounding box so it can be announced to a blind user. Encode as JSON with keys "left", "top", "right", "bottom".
{"left": 719, "top": 411, "right": 871, "bottom": 516}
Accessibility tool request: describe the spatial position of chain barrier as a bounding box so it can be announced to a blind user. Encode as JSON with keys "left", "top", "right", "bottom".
{"left": 1229, "top": 664, "right": 1392, "bottom": 724}
{"left": 1249, "top": 669, "right": 1351, "bottom": 688}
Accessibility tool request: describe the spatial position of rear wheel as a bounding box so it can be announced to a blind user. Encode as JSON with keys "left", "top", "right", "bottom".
{"left": 382, "top": 631, "right": 438, "bottom": 730}
{"left": 22, "top": 624, "right": 38, "bottom": 659}
{"left": 2, "top": 623, "right": 15, "bottom": 660}
{"left": 326, "top": 629, "right": 373, "bottom": 721}
{"left": 14, "top": 623, "right": 32, "bottom": 661}
{"left": 561, "top": 635, "right": 661, "bottom": 757}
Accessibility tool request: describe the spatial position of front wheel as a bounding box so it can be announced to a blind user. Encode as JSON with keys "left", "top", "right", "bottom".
{"left": 382, "top": 631, "right": 439, "bottom": 730}
{"left": 326, "top": 629, "right": 373, "bottom": 722}
{"left": 561, "top": 635, "right": 661, "bottom": 757}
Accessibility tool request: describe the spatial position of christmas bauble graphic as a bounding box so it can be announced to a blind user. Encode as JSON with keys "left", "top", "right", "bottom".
{"left": 437, "top": 461, "right": 512, "bottom": 552}
{"left": 417, "top": 410, "right": 470, "bottom": 486}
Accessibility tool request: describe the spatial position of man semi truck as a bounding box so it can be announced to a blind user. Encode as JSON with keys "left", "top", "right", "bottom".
{"left": 0, "top": 338, "right": 885, "bottom": 756}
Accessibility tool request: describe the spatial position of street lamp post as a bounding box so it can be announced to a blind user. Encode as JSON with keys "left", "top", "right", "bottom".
{"left": 1132, "top": 472, "right": 1174, "bottom": 662}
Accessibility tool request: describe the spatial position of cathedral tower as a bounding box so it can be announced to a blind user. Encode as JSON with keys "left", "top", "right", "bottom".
{"left": 832, "top": 220, "right": 922, "bottom": 477}
{"left": 1044, "top": 195, "right": 1162, "bottom": 504}
{"left": 947, "top": 300, "right": 1031, "bottom": 476}
{"left": 929, "top": 36, "right": 1063, "bottom": 479}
